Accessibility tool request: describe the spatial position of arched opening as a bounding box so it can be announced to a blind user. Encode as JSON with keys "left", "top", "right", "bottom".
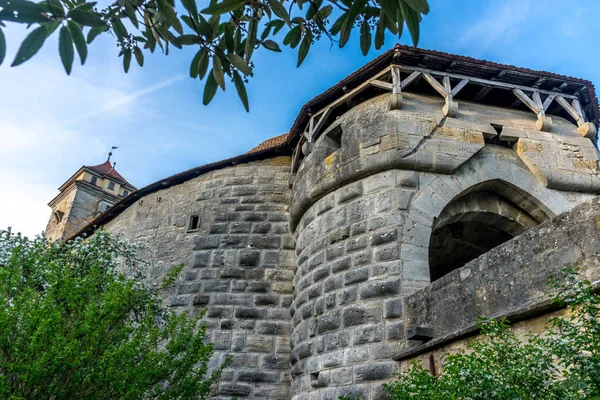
{"left": 428, "top": 180, "right": 551, "bottom": 282}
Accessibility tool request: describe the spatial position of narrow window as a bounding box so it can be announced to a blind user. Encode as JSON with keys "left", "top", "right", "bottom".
{"left": 188, "top": 215, "right": 199, "bottom": 231}
{"left": 107, "top": 181, "right": 115, "bottom": 191}
{"left": 122, "top": 190, "right": 129, "bottom": 197}
{"left": 90, "top": 176, "right": 97, "bottom": 186}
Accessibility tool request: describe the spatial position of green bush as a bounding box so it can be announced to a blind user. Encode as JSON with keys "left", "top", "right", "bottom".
{"left": 0, "top": 229, "right": 224, "bottom": 400}
{"left": 384, "top": 267, "right": 600, "bottom": 400}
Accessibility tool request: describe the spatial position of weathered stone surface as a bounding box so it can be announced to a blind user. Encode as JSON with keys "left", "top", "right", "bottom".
{"left": 92, "top": 85, "right": 600, "bottom": 400}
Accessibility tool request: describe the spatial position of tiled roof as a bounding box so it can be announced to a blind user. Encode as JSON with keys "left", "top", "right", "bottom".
{"left": 85, "top": 161, "right": 135, "bottom": 188}
{"left": 247, "top": 133, "right": 290, "bottom": 154}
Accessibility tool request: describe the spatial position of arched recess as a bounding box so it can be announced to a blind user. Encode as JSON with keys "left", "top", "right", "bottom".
{"left": 401, "top": 147, "right": 574, "bottom": 287}
{"left": 428, "top": 185, "right": 547, "bottom": 281}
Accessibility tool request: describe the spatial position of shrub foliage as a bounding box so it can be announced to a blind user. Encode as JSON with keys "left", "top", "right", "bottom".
{"left": 0, "top": 229, "right": 223, "bottom": 400}
{"left": 384, "top": 267, "right": 600, "bottom": 400}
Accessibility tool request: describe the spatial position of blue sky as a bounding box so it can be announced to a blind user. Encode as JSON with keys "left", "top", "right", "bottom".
{"left": 1, "top": 0, "right": 598, "bottom": 237}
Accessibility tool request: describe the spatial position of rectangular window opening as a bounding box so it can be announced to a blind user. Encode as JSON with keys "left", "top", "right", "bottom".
{"left": 90, "top": 176, "right": 97, "bottom": 186}
{"left": 107, "top": 181, "right": 115, "bottom": 191}
{"left": 188, "top": 215, "right": 199, "bottom": 231}
{"left": 122, "top": 190, "right": 129, "bottom": 197}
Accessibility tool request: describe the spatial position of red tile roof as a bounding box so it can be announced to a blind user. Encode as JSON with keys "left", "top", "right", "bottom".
{"left": 85, "top": 161, "right": 135, "bottom": 188}
{"left": 247, "top": 133, "right": 290, "bottom": 154}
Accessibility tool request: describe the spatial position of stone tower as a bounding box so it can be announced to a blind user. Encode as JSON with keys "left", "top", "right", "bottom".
{"left": 45, "top": 159, "right": 136, "bottom": 241}
{"left": 64, "top": 46, "right": 600, "bottom": 400}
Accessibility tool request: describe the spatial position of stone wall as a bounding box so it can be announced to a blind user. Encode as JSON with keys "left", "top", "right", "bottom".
{"left": 104, "top": 156, "right": 295, "bottom": 399}
{"left": 397, "top": 195, "right": 600, "bottom": 371}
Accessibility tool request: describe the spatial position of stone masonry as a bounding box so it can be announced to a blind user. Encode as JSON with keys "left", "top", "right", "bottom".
{"left": 62, "top": 47, "right": 600, "bottom": 400}
{"left": 104, "top": 156, "right": 295, "bottom": 399}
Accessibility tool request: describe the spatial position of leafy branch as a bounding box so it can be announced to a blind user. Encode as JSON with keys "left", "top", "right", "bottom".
{"left": 0, "top": 0, "right": 429, "bottom": 111}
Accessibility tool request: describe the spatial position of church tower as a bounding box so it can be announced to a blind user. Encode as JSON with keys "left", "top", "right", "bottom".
{"left": 44, "top": 156, "right": 136, "bottom": 241}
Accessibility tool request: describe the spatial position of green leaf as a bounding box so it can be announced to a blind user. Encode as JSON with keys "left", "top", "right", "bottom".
{"left": 227, "top": 53, "right": 252, "bottom": 76}
{"left": 329, "top": 13, "right": 345, "bottom": 35}
{"left": 189, "top": 49, "right": 201, "bottom": 78}
{"left": 123, "top": 48, "right": 131, "bottom": 72}
{"left": 359, "top": 18, "right": 370, "bottom": 56}
{"left": 175, "top": 34, "right": 200, "bottom": 45}
{"left": 339, "top": 0, "right": 367, "bottom": 48}
{"left": 375, "top": 13, "right": 385, "bottom": 50}
{"left": 67, "top": 21, "right": 87, "bottom": 64}
{"left": 403, "top": 0, "right": 429, "bottom": 14}
{"left": 58, "top": 26, "right": 74, "bottom": 75}
{"left": 305, "top": 0, "right": 322, "bottom": 20}
{"left": 0, "top": 0, "right": 49, "bottom": 23}
{"left": 47, "top": 0, "right": 64, "bottom": 16}
{"left": 202, "top": 72, "right": 218, "bottom": 105}
{"left": 124, "top": 3, "right": 139, "bottom": 29}
{"left": 133, "top": 46, "right": 144, "bottom": 66}
{"left": 232, "top": 70, "right": 248, "bottom": 111}
{"left": 196, "top": 14, "right": 214, "bottom": 38}
{"left": 378, "top": 0, "right": 398, "bottom": 22}
{"left": 262, "top": 39, "right": 281, "bottom": 52}
{"left": 318, "top": 5, "right": 332, "bottom": 20}
{"left": 44, "top": 20, "right": 60, "bottom": 37}
{"left": 197, "top": 48, "right": 209, "bottom": 79}
{"left": 158, "top": 0, "right": 182, "bottom": 35}
{"left": 283, "top": 25, "right": 301, "bottom": 47}
{"left": 180, "top": 0, "right": 198, "bottom": 20}
{"left": 111, "top": 17, "right": 128, "bottom": 42}
{"left": 11, "top": 25, "right": 47, "bottom": 67}
{"left": 200, "top": 0, "right": 244, "bottom": 15}
{"left": 0, "top": 28, "right": 5, "bottom": 66}
{"left": 212, "top": 58, "right": 225, "bottom": 89}
{"left": 86, "top": 25, "right": 107, "bottom": 44}
{"left": 69, "top": 9, "right": 106, "bottom": 27}
{"left": 271, "top": 19, "right": 285, "bottom": 35}
{"left": 400, "top": 1, "right": 419, "bottom": 46}
{"left": 297, "top": 33, "right": 310, "bottom": 67}
{"left": 223, "top": 22, "right": 234, "bottom": 52}
{"left": 244, "top": 17, "right": 257, "bottom": 61}
{"left": 267, "top": 0, "right": 290, "bottom": 24}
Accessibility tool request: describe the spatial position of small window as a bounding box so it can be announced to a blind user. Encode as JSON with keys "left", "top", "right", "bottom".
{"left": 107, "top": 181, "right": 115, "bottom": 191}
{"left": 188, "top": 215, "right": 199, "bottom": 231}
{"left": 122, "top": 190, "right": 129, "bottom": 197}
{"left": 90, "top": 176, "right": 97, "bottom": 186}
{"left": 104, "top": 204, "right": 111, "bottom": 211}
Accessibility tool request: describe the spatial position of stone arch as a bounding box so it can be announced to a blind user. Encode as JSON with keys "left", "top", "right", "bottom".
{"left": 401, "top": 147, "right": 573, "bottom": 288}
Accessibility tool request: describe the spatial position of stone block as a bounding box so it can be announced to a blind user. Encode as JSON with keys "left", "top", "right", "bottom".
{"left": 342, "top": 304, "right": 382, "bottom": 327}
{"left": 354, "top": 362, "right": 396, "bottom": 382}
{"left": 344, "top": 267, "right": 369, "bottom": 285}
{"left": 359, "top": 279, "right": 402, "bottom": 299}
{"left": 254, "top": 294, "right": 279, "bottom": 306}
{"left": 352, "top": 324, "right": 384, "bottom": 345}
{"left": 246, "top": 335, "right": 274, "bottom": 353}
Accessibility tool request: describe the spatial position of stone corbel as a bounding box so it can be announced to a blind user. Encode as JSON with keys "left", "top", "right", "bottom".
{"left": 554, "top": 96, "right": 597, "bottom": 139}
{"left": 389, "top": 69, "right": 421, "bottom": 111}
{"left": 422, "top": 73, "right": 461, "bottom": 117}
{"left": 512, "top": 89, "right": 552, "bottom": 132}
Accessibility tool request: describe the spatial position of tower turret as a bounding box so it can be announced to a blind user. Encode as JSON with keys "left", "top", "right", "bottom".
{"left": 45, "top": 158, "right": 136, "bottom": 241}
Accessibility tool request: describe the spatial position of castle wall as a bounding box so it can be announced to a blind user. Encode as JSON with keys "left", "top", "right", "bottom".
{"left": 103, "top": 156, "right": 295, "bottom": 399}
{"left": 289, "top": 93, "right": 598, "bottom": 400}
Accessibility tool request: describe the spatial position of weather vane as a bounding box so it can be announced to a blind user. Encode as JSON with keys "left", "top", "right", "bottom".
{"left": 107, "top": 146, "right": 118, "bottom": 162}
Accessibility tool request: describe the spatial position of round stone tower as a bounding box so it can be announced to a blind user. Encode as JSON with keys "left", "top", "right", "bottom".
{"left": 287, "top": 48, "right": 600, "bottom": 399}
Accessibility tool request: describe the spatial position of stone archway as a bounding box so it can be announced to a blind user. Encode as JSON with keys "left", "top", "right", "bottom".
{"left": 428, "top": 186, "right": 547, "bottom": 281}
{"left": 400, "top": 147, "right": 573, "bottom": 291}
